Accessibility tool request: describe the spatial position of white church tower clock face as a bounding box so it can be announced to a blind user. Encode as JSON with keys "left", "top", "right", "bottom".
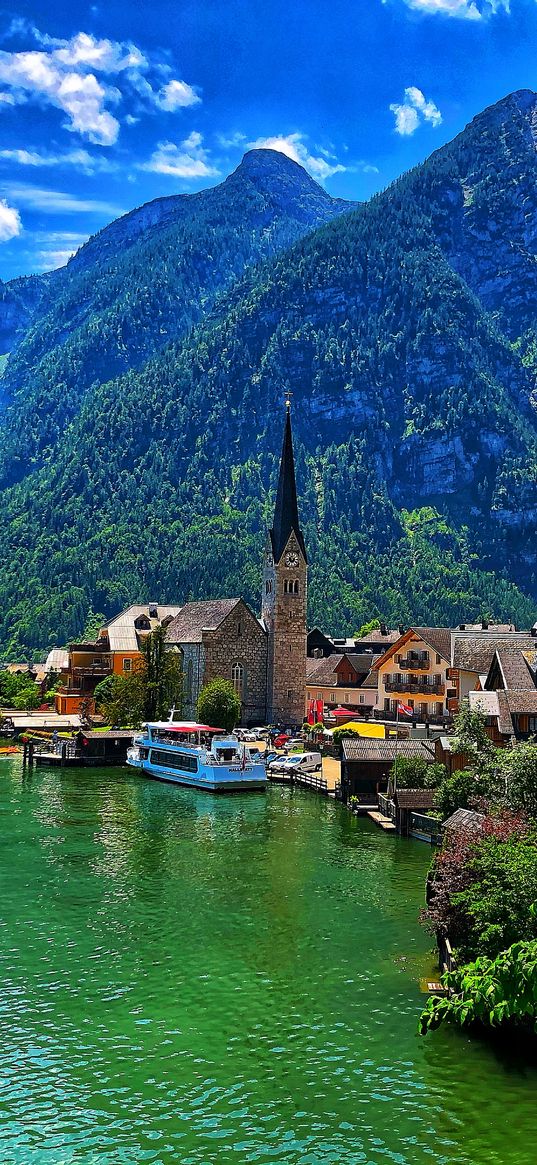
{"left": 285, "top": 551, "right": 299, "bottom": 568}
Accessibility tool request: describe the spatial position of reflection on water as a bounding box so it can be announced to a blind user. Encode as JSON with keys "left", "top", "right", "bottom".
{"left": 0, "top": 761, "right": 536, "bottom": 1164}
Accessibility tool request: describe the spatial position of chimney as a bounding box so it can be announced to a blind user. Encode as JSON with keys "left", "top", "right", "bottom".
{"left": 380, "top": 622, "right": 388, "bottom": 636}
{"left": 481, "top": 620, "right": 489, "bottom": 631}
{"left": 398, "top": 624, "right": 404, "bottom": 636}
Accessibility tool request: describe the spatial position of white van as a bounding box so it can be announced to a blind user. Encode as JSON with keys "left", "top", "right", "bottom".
{"left": 268, "top": 752, "right": 322, "bottom": 775}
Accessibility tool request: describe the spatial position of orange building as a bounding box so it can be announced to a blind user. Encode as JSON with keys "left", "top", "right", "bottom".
{"left": 51, "top": 604, "right": 182, "bottom": 715}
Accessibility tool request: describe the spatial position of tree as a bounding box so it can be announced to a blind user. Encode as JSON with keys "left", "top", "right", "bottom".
{"left": 354, "top": 618, "right": 381, "bottom": 638}
{"left": 98, "top": 627, "right": 183, "bottom": 727}
{"left": 140, "top": 626, "right": 183, "bottom": 722}
{"left": 494, "top": 742, "right": 537, "bottom": 819}
{"left": 452, "top": 703, "right": 495, "bottom": 766}
{"left": 395, "top": 756, "right": 445, "bottom": 789}
{"left": 434, "top": 767, "right": 494, "bottom": 819}
{"left": 419, "top": 939, "right": 537, "bottom": 1036}
{"left": 197, "top": 678, "right": 241, "bottom": 733}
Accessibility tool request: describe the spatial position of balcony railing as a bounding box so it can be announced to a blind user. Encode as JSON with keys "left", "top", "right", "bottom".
{"left": 385, "top": 680, "right": 445, "bottom": 696}
{"left": 72, "top": 663, "right": 112, "bottom": 677}
{"left": 398, "top": 656, "right": 430, "bottom": 672}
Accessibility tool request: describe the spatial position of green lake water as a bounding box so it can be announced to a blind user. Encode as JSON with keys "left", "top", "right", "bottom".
{"left": 1, "top": 762, "right": 536, "bottom": 1165}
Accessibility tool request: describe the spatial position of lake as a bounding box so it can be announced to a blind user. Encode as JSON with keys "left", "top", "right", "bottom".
{"left": 0, "top": 762, "right": 536, "bottom": 1164}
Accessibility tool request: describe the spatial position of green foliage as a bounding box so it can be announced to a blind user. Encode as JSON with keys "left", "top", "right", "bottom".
{"left": 419, "top": 940, "right": 537, "bottom": 1035}
{"left": 355, "top": 619, "right": 381, "bottom": 638}
{"left": 394, "top": 756, "right": 445, "bottom": 789}
{"left": 332, "top": 725, "right": 361, "bottom": 746}
{"left": 452, "top": 703, "right": 495, "bottom": 765}
{"left": 1, "top": 110, "right": 537, "bottom": 655}
{"left": 493, "top": 743, "right": 537, "bottom": 819}
{"left": 0, "top": 670, "right": 39, "bottom": 710}
{"left": 452, "top": 831, "right": 537, "bottom": 960}
{"left": 99, "top": 627, "right": 183, "bottom": 726}
{"left": 434, "top": 768, "right": 493, "bottom": 819}
{"left": 197, "top": 678, "right": 241, "bottom": 733}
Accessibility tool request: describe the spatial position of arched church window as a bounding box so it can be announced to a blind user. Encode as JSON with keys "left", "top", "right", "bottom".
{"left": 231, "top": 663, "right": 244, "bottom": 701}
{"left": 293, "top": 580, "right": 299, "bottom": 594}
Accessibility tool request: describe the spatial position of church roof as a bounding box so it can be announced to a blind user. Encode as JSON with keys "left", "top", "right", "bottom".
{"left": 165, "top": 598, "right": 242, "bottom": 643}
{"left": 270, "top": 406, "right": 307, "bottom": 564}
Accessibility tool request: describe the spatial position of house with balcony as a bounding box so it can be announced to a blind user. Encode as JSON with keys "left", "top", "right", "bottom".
{"left": 373, "top": 627, "right": 454, "bottom": 723}
{"left": 53, "top": 603, "right": 182, "bottom": 714}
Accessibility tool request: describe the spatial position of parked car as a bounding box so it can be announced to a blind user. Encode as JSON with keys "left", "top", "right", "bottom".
{"left": 268, "top": 752, "right": 322, "bottom": 774}
{"left": 263, "top": 751, "right": 278, "bottom": 767}
{"left": 240, "top": 731, "right": 257, "bottom": 741}
{"left": 284, "top": 737, "right": 304, "bottom": 753}
{"left": 274, "top": 733, "right": 290, "bottom": 748}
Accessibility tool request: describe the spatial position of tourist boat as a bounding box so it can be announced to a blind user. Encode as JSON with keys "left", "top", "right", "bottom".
{"left": 126, "top": 720, "right": 267, "bottom": 793}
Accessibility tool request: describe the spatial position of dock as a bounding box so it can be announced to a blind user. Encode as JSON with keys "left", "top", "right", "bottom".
{"left": 367, "top": 810, "right": 397, "bottom": 831}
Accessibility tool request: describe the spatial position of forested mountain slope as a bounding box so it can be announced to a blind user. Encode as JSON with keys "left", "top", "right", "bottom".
{"left": 0, "top": 149, "right": 356, "bottom": 486}
{"left": 1, "top": 91, "right": 537, "bottom": 656}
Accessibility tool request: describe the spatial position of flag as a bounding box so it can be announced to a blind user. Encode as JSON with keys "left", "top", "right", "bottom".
{"left": 397, "top": 702, "right": 413, "bottom": 717}
{"left": 307, "top": 700, "right": 315, "bottom": 726}
{"left": 315, "top": 698, "right": 324, "bottom": 723}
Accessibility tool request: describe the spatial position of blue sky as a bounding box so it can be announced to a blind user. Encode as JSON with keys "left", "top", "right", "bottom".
{"left": 0, "top": 0, "right": 535, "bottom": 278}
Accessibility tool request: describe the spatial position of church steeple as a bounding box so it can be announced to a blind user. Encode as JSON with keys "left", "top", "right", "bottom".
{"left": 262, "top": 399, "right": 308, "bottom": 726}
{"left": 270, "top": 402, "right": 307, "bottom": 564}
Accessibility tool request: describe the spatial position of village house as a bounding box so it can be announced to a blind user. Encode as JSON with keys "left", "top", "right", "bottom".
{"left": 305, "top": 652, "right": 379, "bottom": 719}
{"left": 51, "top": 604, "right": 182, "bottom": 715}
{"left": 468, "top": 643, "right": 537, "bottom": 742}
{"left": 372, "top": 627, "right": 453, "bottom": 723}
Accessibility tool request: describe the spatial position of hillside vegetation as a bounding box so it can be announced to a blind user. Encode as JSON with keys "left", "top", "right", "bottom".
{"left": 1, "top": 94, "right": 537, "bottom": 656}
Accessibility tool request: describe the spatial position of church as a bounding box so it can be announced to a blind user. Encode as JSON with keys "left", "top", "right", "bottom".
{"left": 165, "top": 402, "right": 308, "bottom": 726}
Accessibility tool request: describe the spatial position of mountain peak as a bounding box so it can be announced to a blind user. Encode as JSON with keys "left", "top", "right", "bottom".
{"left": 231, "top": 147, "right": 332, "bottom": 195}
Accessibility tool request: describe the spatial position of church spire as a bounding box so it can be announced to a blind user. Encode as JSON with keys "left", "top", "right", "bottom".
{"left": 270, "top": 400, "right": 307, "bottom": 564}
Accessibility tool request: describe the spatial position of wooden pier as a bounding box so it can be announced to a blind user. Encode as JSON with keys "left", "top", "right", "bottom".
{"left": 367, "top": 810, "right": 397, "bottom": 832}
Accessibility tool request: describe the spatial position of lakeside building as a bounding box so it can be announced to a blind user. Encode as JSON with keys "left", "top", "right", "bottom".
{"left": 51, "top": 605, "right": 182, "bottom": 715}
{"left": 305, "top": 653, "right": 379, "bottom": 718}
{"left": 50, "top": 405, "right": 308, "bottom": 727}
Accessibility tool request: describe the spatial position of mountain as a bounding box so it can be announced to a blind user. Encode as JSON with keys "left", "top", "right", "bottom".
{"left": 1, "top": 93, "right": 537, "bottom": 656}
{"left": 0, "top": 149, "right": 357, "bottom": 486}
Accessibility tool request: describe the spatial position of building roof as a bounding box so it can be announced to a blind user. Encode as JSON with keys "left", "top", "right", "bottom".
{"left": 443, "top": 808, "right": 485, "bottom": 832}
{"left": 165, "top": 598, "right": 243, "bottom": 644}
{"left": 342, "top": 738, "right": 435, "bottom": 762}
{"left": 270, "top": 406, "right": 307, "bottom": 565}
{"left": 305, "top": 654, "right": 344, "bottom": 686}
{"left": 451, "top": 633, "right": 536, "bottom": 672}
{"left": 105, "top": 604, "right": 182, "bottom": 651}
{"left": 412, "top": 627, "right": 452, "bottom": 662}
{"left": 345, "top": 653, "right": 381, "bottom": 673}
{"left": 394, "top": 788, "right": 437, "bottom": 810}
{"left": 495, "top": 649, "right": 535, "bottom": 690}
{"left": 79, "top": 729, "right": 135, "bottom": 740}
{"left": 44, "top": 647, "right": 69, "bottom": 672}
{"left": 360, "top": 670, "right": 379, "bottom": 690}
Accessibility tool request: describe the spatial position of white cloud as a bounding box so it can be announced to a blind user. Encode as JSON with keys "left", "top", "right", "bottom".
{"left": 217, "top": 130, "right": 248, "bottom": 149}
{"left": 0, "top": 146, "right": 117, "bottom": 173}
{"left": 0, "top": 197, "right": 22, "bottom": 241}
{"left": 247, "top": 132, "right": 346, "bottom": 180}
{"left": 158, "top": 79, "right": 200, "bottom": 111}
{"left": 0, "top": 27, "right": 202, "bottom": 145}
{"left": 140, "top": 135, "right": 219, "bottom": 179}
{"left": 401, "top": 0, "right": 509, "bottom": 18}
{"left": 2, "top": 183, "right": 123, "bottom": 215}
{"left": 390, "top": 87, "right": 442, "bottom": 135}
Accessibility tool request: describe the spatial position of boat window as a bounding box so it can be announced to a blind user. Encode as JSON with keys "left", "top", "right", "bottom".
{"left": 149, "top": 749, "right": 198, "bottom": 773}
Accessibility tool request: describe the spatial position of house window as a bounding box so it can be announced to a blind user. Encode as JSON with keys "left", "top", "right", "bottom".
{"left": 330, "top": 692, "right": 336, "bottom": 703}
{"left": 436, "top": 654, "right": 441, "bottom": 664}
{"left": 317, "top": 692, "right": 322, "bottom": 700}
{"left": 123, "top": 658, "right": 132, "bottom": 672}
{"left": 360, "top": 694, "right": 365, "bottom": 704}
{"left": 231, "top": 663, "right": 244, "bottom": 701}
